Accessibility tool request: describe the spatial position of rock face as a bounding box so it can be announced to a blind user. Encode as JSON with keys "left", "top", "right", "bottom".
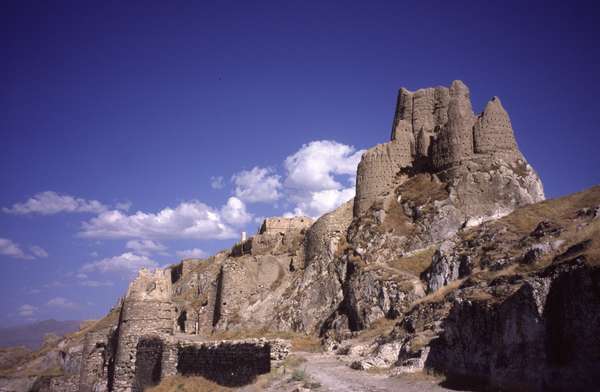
{"left": 8, "top": 81, "right": 599, "bottom": 392}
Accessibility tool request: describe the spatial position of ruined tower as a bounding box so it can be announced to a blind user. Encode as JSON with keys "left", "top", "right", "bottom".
{"left": 354, "top": 80, "right": 542, "bottom": 216}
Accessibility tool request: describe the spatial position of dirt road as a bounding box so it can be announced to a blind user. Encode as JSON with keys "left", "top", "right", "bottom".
{"left": 257, "top": 352, "right": 452, "bottom": 392}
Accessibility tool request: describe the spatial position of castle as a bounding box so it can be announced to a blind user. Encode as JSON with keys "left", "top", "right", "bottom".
{"left": 73, "top": 81, "right": 548, "bottom": 392}
{"left": 354, "top": 80, "right": 526, "bottom": 216}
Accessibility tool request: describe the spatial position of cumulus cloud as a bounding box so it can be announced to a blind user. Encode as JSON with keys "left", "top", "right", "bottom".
{"left": 30, "top": 245, "right": 48, "bottom": 258}
{"left": 175, "top": 248, "right": 207, "bottom": 259}
{"left": 220, "top": 197, "right": 252, "bottom": 226}
{"left": 81, "top": 252, "right": 158, "bottom": 275}
{"left": 286, "top": 188, "right": 356, "bottom": 218}
{"left": 0, "top": 238, "right": 32, "bottom": 259}
{"left": 18, "top": 304, "right": 38, "bottom": 317}
{"left": 79, "top": 199, "right": 245, "bottom": 240}
{"left": 47, "top": 297, "right": 78, "bottom": 309}
{"left": 282, "top": 140, "right": 364, "bottom": 217}
{"left": 232, "top": 167, "right": 282, "bottom": 203}
{"left": 3, "top": 191, "right": 108, "bottom": 215}
{"left": 79, "top": 279, "right": 114, "bottom": 287}
{"left": 284, "top": 140, "right": 363, "bottom": 192}
{"left": 210, "top": 176, "right": 225, "bottom": 189}
{"left": 125, "top": 239, "right": 167, "bottom": 255}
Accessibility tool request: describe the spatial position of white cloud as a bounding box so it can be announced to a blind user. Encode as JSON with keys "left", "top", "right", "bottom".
{"left": 0, "top": 238, "right": 32, "bottom": 259}
{"left": 210, "top": 176, "right": 225, "bottom": 189}
{"left": 18, "top": 304, "right": 38, "bottom": 317}
{"left": 232, "top": 167, "right": 282, "bottom": 203}
{"left": 3, "top": 191, "right": 108, "bottom": 215}
{"left": 79, "top": 200, "right": 241, "bottom": 240}
{"left": 282, "top": 140, "right": 363, "bottom": 218}
{"left": 220, "top": 197, "right": 252, "bottom": 226}
{"left": 284, "top": 140, "right": 363, "bottom": 192}
{"left": 286, "top": 188, "right": 356, "bottom": 218}
{"left": 30, "top": 245, "right": 48, "bottom": 258}
{"left": 81, "top": 252, "right": 158, "bottom": 275}
{"left": 176, "top": 248, "right": 207, "bottom": 259}
{"left": 125, "top": 239, "right": 166, "bottom": 255}
{"left": 47, "top": 297, "right": 78, "bottom": 309}
{"left": 115, "top": 201, "right": 132, "bottom": 211}
{"left": 79, "top": 280, "right": 114, "bottom": 287}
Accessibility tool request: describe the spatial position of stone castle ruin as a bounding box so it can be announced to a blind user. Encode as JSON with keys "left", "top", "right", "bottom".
{"left": 37, "top": 81, "right": 600, "bottom": 392}
{"left": 354, "top": 80, "right": 536, "bottom": 216}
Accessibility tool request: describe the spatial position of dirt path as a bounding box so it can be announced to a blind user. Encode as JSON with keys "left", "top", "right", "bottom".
{"left": 262, "top": 352, "right": 452, "bottom": 392}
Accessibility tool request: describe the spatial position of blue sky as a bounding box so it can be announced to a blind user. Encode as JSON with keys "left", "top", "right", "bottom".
{"left": 1, "top": 1, "right": 599, "bottom": 326}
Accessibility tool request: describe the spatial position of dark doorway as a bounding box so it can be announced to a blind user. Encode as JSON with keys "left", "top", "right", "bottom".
{"left": 134, "top": 337, "right": 163, "bottom": 391}
{"left": 177, "top": 310, "right": 187, "bottom": 332}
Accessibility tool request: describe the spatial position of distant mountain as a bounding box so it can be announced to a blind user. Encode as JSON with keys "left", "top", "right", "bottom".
{"left": 0, "top": 319, "right": 81, "bottom": 349}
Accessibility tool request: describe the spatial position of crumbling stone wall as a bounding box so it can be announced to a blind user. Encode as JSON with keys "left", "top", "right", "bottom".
{"left": 78, "top": 327, "right": 115, "bottom": 392}
{"left": 354, "top": 140, "right": 413, "bottom": 216}
{"left": 175, "top": 340, "right": 271, "bottom": 387}
{"left": 431, "top": 80, "right": 475, "bottom": 171}
{"left": 111, "top": 300, "right": 174, "bottom": 391}
{"left": 355, "top": 80, "right": 539, "bottom": 218}
{"left": 473, "top": 97, "right": 521, "bottom": 159}
{"left": 259, "top": 217, "right": 312, "bottom": 234}
{"left": 134, "top": 337, "right": 163, "bottom": 391}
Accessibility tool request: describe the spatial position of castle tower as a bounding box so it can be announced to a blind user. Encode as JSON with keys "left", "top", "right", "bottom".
{"left": 474, "top": 96, "right": 522, "bottom": 160}
{"left": 431, "top": 80, "right": 476, "bottom": 170}
{"left": 391, "top": 86, "right": 450, "bottom": 158}
{"left": 111, "top": 269, "right": 175, "bottom": 392}
{"left": 353, "top": 134, "right": 414, "bottom": 216}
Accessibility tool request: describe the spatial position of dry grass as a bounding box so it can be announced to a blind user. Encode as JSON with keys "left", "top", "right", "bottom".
{"left": 147, "top": 375, "right": 232, "bottom": 392}
{"left": 390, "top": 246, "right": 436, "bottom": 277}
{"left": 410, "top": 278, "right": 467, "bottom": 309}
{"left": 501, "top": 185, "right": 600, "bottom": 234}
{"left": 395, "top": 173, "right": 449, "bottom": 206}
{"left": 354, "top": 318, "right": 397, "bottom": 342}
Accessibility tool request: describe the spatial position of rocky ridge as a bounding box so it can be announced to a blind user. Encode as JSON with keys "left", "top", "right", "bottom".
{"left": 2, "top": 81, "right": 598, "bottom": 392}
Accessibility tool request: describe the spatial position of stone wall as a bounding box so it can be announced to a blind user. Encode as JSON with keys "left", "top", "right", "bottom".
{"left": 354, "top": 139, "right": 413, "bottom": 216}
{"left": 259, "top": 217, "right": 313, "bottom": 234}
{"left": 111, "top": 300, "right": 174, "bottom": 392}
{"left": 473, "top": 97, "right": 521, "bottom": 160}
{"left": 175, "top": 340, "right": 271, "bottom": 387}
{"left": 78, "top": 327, "right": 115, "bottom": 392}
{"left": 431, "top": 80, "right": 475, "bottom": 171}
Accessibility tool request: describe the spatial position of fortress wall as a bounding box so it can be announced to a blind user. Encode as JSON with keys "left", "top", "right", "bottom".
{"left": 176, "top": 341, "right": 271, "bottom": 387}
{"left": 354, "top": 137, "right": 413, "bottom": 216}
{"left": 432, "top": 81, "right": 476, "bottom": 171}
{"left": 259, "top": 217, "right": 312, "bottom": 235}
{"left": 111, "top": 300, "right": 174, "bottom": 392}
{"left": 304, "top": 200, "right": 353, "bottom": 266}
{"left": 158, "top": 338, "right": 290, "bottom": 387}
{"left": 474, "top": 97, "right": 520, "bottom": 156}
{"left": 78, "top": 328, "right": 114, "bottom": 392}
